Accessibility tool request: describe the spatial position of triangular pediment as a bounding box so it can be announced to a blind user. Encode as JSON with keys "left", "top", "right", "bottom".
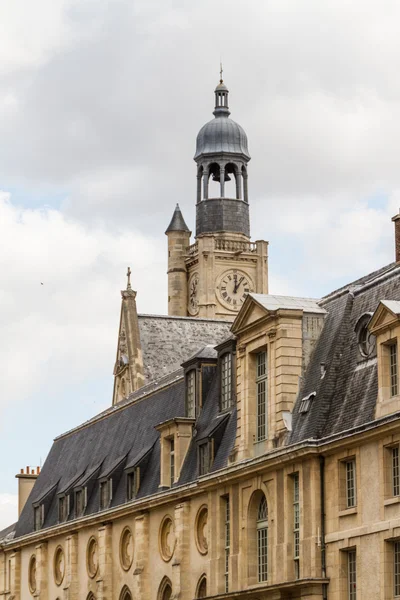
{"left": 369, "top": 300, "right": 400, "bottom": 335}
{"left": 231, "top": 295, "right": 269, "bottom": 334}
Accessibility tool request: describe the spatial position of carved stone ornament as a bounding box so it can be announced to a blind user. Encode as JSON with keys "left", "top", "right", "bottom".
{"left": 86, "top": 536, "right": 99, "bottom": 578}
{"left": 28, "top": 555, "right": 37, "bottom": 593}
{"left": 159, "top": 515, "right": 175, "bottom": 562}
{"left": 120, "top": 526, "right": 134, "bottom": 571}
{"left": 195, "top": 505, "right": 209, "bottom": 555}
{"left": 53, "top": 546, "right": 65, "bottom": 586}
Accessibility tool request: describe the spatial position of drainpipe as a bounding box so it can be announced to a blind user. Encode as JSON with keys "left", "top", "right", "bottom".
{"left": 320, "top": 455, "right": 328, "bottom": 600}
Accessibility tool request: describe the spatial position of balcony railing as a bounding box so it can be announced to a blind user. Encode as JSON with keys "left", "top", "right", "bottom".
{"left": 214, "top": 239, "right": 257, "bottom": 253}
{"left": 186, "top": 242, "right": 198, "bottom": 256}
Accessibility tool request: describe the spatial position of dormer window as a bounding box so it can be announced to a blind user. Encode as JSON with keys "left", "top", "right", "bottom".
{"left": 75, "top": 488, "right": 86, "bottom": 518}
{"left": 58, "top": 495, "right": 69, "bottom": 523}
{"left": 186, "top": 370, "right": 196, "bottom": 417}
{"left": 221, "top": 353, "right": 232, "bottom": 410}
{"left": 33, "top": 504, "right": 44, "bottom": 531}
{"left": 198, "top": 441, "right": 212, "bottom": 475}
{"left": 169, "top": 438, "right": 175, "bottom": 486}
{"left": 99, "top": 479, "right": 112, "bottom": 510}
{"left": 127, "top": 468, "right": 140, "bottom": 501}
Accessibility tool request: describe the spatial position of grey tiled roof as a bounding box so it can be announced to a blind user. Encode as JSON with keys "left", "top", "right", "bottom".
{"left": 194, "top": 116, "right": 250, "bottom": 160}
{"left": 165, "top": 204, "right": 190, "bottom": 233}
{"left": 290, "top": 262, "right": 400, "bottom": 443}
{"left": 250, "top": 294, "right": 326, "bottom": 314}
{"left": 138, "top": 315, "right": 231, "bottom": 383}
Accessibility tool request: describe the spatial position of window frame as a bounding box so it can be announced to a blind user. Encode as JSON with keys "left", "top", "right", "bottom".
{"left": 33, "top": 504, "right": 44, "bottom": 531}
{"left": 220, "top": 352, "right": 232, "bottom": 411}
{"left": 99, "top": 478, "right": 112, "bottom": 510}
{"left": 256, "top": 350, "right": 268, "bottom": 442}
{"left": 58, "top": 494, "right": 70, "bottom": 523}
{"left": 126, "top": 467, "right": 139, "bottom": 501}
{"left": 75, "top": 487, "right": 87, "bottom": 518}
{"left": 345, "top": 459, "right": 357, "bottom": 508}
{"left": 223, "top": 495, "right": 230, "bottom": 593}
{"left": 257, "top": 496, "right": 268, "bottom": 583}
{"left": 198, "top": 440, "right": 213, "bottom": 476}
{"left": 390, "top": 341, "right": 399, "bottom": 397}
{"left": 169, "top": 437, "right": 175, "bottom": 487}
{"left": 292, "top": 473, "right": 300, "bottom": 578}
{"left": 186, "top": 369, "right": 196, "bottom": 418}
{"left": 347, "top": 549, "right": 357, "bottom": 600}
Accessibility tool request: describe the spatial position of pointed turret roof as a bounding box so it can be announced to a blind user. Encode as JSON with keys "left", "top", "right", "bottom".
{"left": 165, "top": 204, "right": 190, "bottom": 234}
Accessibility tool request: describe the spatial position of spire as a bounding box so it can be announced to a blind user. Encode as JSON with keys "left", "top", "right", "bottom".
{"left": 165, "top": 204, "right": 190, "bottom": 234}
{"left": 213, "top": 67, "right": 230, "bottom": 117}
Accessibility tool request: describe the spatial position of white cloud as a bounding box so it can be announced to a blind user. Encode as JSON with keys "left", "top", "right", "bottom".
{"left": 0, "top": 495, "right": 17, "bottom": 531}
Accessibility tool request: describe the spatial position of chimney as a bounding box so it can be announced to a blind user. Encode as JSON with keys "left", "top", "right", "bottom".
{"left": 392, "top": 212, "right": 400, "bottom": 262}
{"left": 15, "top": 466, "right": 40, "bottom": 517}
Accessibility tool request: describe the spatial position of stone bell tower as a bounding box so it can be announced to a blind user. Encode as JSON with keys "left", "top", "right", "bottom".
{"left": 166, "top": 74, "right": 269, "bottom": 321}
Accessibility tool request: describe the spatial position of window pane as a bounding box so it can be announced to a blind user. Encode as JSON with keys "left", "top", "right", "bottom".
{"left": 224, "top": 496, "right": 230, "bottom": 592}
{"left": 221, "top": 354, "right": 232, "bottom": 410}
{"left": 257, "top": 496, "right": 268, "bottom": 582}
{"left": 170, "top": 439, "right": 175, "bottom": 486}
{"left": 346, "top": 460, "right": 356, "bottom": 508}
{"left": 393, "top": 447, "right": 400, "bottom": 497}
{"left": 256, "top": 352, "right": 268, "bottom": 441}
{"left": 187, "top": 371, "right": 196, "bottom": 417}
{"left": 348, "top": 551, "right": 357, "bottom": 600}
{"left": 395, "top": 542, "right": 400, "bottom": 596}
{"left": 391, "top": 343, "right": 398, "bottom": 397}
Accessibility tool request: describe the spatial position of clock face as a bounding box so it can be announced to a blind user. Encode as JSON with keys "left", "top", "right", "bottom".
{"left": 216, "top": 269, "right": 254, "bottom": 311}
{"left": 188, "top": 272, "right": 199, "bottom": 315}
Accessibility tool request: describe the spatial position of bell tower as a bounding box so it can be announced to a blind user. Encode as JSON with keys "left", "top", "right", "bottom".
{"left": 166, "top": 74, "right": 269, "bottom": 321}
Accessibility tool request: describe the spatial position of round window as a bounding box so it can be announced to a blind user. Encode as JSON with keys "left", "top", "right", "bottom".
{"left": 86, "top": 536, "right": 99, "bottom": 578}
{"left": 28, "top": 555, "right": 37, "bottom": 594}
{"left": 195, "top": 506, "right": 209, "bottom": 555}
{"left": 119, "top": 526, "right": 134, "bottom": 571}
{"left": 357, "top": 315, "right": 375, "bottom": 358}
{"left": 53, "top": 546, "right": 65, "bottom": 586}
{"left": 159, "top": 515, "right": 175, "bottom": 562}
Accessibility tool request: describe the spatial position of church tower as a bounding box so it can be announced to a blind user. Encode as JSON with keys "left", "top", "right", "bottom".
{"left": 166, "top": 75, "right": 268, "bottom": 320}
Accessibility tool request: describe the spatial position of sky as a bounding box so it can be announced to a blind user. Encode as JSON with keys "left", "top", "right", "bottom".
{"left": 1, "top": 0, "right": 400, "bottom": 528}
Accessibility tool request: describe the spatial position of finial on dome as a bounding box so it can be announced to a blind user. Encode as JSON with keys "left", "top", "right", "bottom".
{"left": 220, "top": 61, "right": 223, "bottom": 84}
{"left": 214, "top": 67, "right": 230, "bottom": 117}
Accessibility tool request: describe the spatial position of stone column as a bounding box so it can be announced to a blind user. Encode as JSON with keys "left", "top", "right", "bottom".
{"left": 197, "top": 174, "right": 202, "bottom": 203}
{"left": 172, "top": 502, "right": 191, "bottom": 599}
{"left": 10, "top": 551, "right": 21, "bottom": 600}
{"left": 133, "top": 512, "right": 150, "bottom": 600}
{"left": 243, "top": 171, "right": 248, "bottom": 203}
{"left": 203, "top": 171, "right": 209, "bottom": 200}
{"left": 235, "top": 169, "right": 241, "bottom": 199}
{"left": 63, "top": 534, "right": 78, "bottom": 600}
{"left": 97, "top": 524, "right": 113, "bottom": 600}
{"left": 220, "top": 166, "right": 225, "bottom": 198}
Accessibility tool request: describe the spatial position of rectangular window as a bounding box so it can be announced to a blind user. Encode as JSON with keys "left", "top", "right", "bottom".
{"left": 186, "top": 370, "right": 196, "bottom": 418}
{"left": 346, "top": 460, "right": 356, "bottom": 508}
{"left": 199, "top": 442, "right": 210, "bottom": 476}
{"left": 127, "top": 469, "right": 139, "bottom": 501}
{"left": 221, "top": 353, "right": 232, "bottom": 410}
{"left": 58, "top": 495, "right": 69, "bottom": 522}
{"left": 224, "top": 496, "right": 230, "bottom": 593}
{"left": 391, "top": 343, "right": 398, "bottom": 397}
{"left": 75, "top": 489, "right": 85, "bottom": 517}
{"left": 293, "top": 473, "right": 300, "bottom": 577}
{"left": 395, "top": 541, "right": 400, "bottom": 597}
{"left": 393, "top": 447, "right": 400, "bottom": 497}
{"left": 170, "top": 438, "right": 175, "bottom": 486}
{"left": 33, "top": 505, "right": 43, "bottom": 531}
{"left": 99, "top": 480, "right": 111, "bottom": 510}
{"left": 348, "top": 550, "right": 357, "bottom": 600}
{"left": 256, "top": 351, "right": 268, "bottom": 442}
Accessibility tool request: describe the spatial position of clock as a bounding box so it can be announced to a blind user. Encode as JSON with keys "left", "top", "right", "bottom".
{"left": 188, "top": 272, "right": 199, "bottom": 315}
{"left": 216, "top": 269, "right": 254, "bottom": 311}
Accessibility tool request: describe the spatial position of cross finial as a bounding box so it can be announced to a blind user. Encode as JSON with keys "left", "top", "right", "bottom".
{"left": 126, "top": 266, "right": 132, "bottom": 290}
{"left": 220, "top": 62, "right": 223, "bottom": 83}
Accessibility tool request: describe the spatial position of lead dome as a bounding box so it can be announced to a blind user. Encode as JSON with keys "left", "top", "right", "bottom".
{"left": 194, "top": 80, "right": 250, "bottom": 160}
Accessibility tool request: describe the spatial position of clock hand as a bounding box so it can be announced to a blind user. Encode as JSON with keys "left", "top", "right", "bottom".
{"left": 234, "top": 276, "right": 244, "bottom": 294}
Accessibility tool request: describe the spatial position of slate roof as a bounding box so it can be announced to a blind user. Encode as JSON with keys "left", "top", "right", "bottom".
{"left": 0, "top": 522, "right": 16, "bottom": 543}
{"left": 15, "top": 362, "right": 236, "bottom": 538}
{"left": 137, "top": 315, "right": 231, "bottom": 384}
{"left": 250, "top": 294, "right": 326, "bottom": 314}
{"left": 194, "top": 116, "right": 250, "bottom": 160}
{"left": 165, "top": 204, "right": 190, "bottom": 233}
{"left": 290, "top": 262, "right": 400, "bottom": 443}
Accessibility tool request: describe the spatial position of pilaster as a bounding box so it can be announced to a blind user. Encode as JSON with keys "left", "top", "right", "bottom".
{"left": 132, "top": 512, "right": 150, "bottom": 600}
{"left": 63, "top": 534, "right": 78, "bottom": 600}
{"left": 97, "top": 524, "right": 113, "bottom": 600}
{"left": 35, "top": 542, "right": 48, "bottom": 600}
{"left": 172, "top": 501, "right": 191, "bottom": 598}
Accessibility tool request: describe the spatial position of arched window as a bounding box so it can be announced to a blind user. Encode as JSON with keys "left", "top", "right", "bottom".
{"left": 158, "top": 577, "right": 172, "bottom": 600}
{"left": 196, "top": 574, "right": 207, "bottom": 598}
{"left": 257, "top": 496, "right": 268, "bottom": 582}
{"left": 119, "top": 585, "right": 132, "bottom": 600}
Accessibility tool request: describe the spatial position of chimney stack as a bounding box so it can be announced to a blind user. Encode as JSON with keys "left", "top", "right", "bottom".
{"left": 392, "top": 212, "right": 400, "bottom": 262}
{"left": 15, "top": 466, "right": 40, "bottom": 517}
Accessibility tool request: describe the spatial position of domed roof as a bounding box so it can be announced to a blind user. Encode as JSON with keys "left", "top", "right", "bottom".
{"left": 194, "top": 116, "right": 250, "bottom": 160}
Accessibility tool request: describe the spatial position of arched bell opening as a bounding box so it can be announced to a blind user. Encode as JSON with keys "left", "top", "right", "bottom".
{"left": 207, "top": 162, "right": 221, "bottom": 198}
{"left": 224, "top": 162, "right": 240, "bottom": 199}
